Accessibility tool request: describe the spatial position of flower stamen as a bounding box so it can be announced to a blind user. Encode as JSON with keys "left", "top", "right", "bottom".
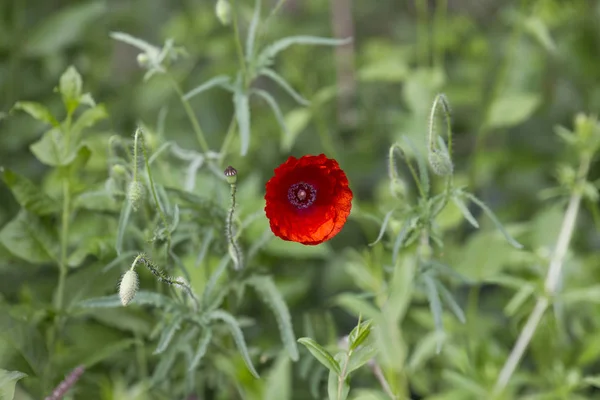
{"left": 288, "top": 182, "right": 316, "bottom": 209}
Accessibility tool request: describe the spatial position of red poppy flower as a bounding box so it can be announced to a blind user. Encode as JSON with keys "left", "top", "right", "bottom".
{"left": 265, "top": 154, "right": 353, "bottom": 245}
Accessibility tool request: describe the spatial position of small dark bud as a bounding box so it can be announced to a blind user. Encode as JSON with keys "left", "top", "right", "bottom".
{"left": 224, "top": 166, "right": 238, "bottom": 184}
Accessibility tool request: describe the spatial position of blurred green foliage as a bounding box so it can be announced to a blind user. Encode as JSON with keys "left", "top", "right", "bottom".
{"left": 1, "top": 0, "right": 600, "bottom": 399}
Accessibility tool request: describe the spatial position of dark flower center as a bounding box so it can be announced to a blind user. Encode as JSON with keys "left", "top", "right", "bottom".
{"left": 288, "top": 182, "right": 316, "bottom": 209}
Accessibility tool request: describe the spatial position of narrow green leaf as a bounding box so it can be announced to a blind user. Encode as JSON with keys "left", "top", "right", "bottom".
{"left": 408, "top": 330, "right": 447, "bottom": 371}
{"left": 264, "top": 354, "right": 291, "bottom": 400}
{"left": 189, "top": 329, "right": 212, "bottom": 371}
{"left": 115, "top": 198, "right": 132, "bottom": 255}
{"left": 562, "top": 285, "right": 600, "bottom": 305}
{"left": 154, "top": 315, "right": 183, "bottom": 354}
{"left": 334, "top": 294, "right": 379, "bottom": 320}
{"left": 59, "top": 66, "right": 83, "bottom": 114}
{"left": 209, "top": 310, "right": 260, "bottom": 378}
{"left": 183, "top": 75, "right": 230, "bottom": 100}
{"left": 1, "top": 168, "right": 59, "bottom": 215}
{"left": 247, "top": 275, "right": 298, "bottom": 361}
{"left": 202, "top": 255, "right": 229, "bottom": 308}
{"left": 0, "top": 369, "right": 27, "bottom": 400}
{"left": 504, "top": 284, "right": 535, "bottom": 316}
{"left": 109, "top": 31, "right": 160, "bottom": 56}
{"left": 583, "top": 375, "right": 600, "bottom": 389}
{"left": 253, "top": 89, "right": 290, "bottom": 142}
{"left": 403, "top": 136, "right": 429, "bottom": 197}
{"left": 233, "top": 88, "right": 251, "bottom": 156}
{"left": 259, "top": 68, "right": 309, "bottom": 106}
{"left": 368, "top": 209, "right": 395, "bottom": 246}
{"left": 423, "top": 274, "right": 444, "bottom": 353}
{"left": 281, "top": 108, "right": 311, "bottom": 151}
{"left": 452, "top": 195, "right": 479, "bottom": 228}
{"left": 0, "top": 211, "right": 58, "bottom": 264}
{"left": 245, "top": 0, "right": 261, "bottom": 60}
{"left": 297, "top": 337, "right": 341, "bottom": 375}
{"left": 435, "top": 281, "right": 466, "bottom": 323}
{"left": 12, "top": 101, "right": 59, "bottom": 126}
{"left": 349, "top": 320, "right": 373, "bottom": 350}
{"left": 442, "top": 370, "right": 487, "bottom": 396}
{"left": 386, "top": 256, "right": 415, "bottom": 323}
{"left": 463, "top": 192, "right": 524, "bottom": 249}
{"left": 257, "top": 36, "right": 352, "bottom": 68}
{"left": 392, "top": 217, "right": 414, "bottom": 265}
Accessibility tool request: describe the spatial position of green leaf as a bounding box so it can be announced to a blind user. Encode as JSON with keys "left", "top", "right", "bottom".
{"left": 209, "top": 310, "right": 260, "bottom": 378}
{"left": 257, "top": 36, "right": 352, "bottom": 69}
{"left": 368, "top": 209, "right": 395, "bottom": 246}
{"left": 349, "top": 320, "right": 373, "bottom": 351}
{"left": 280, "top": 108, "right": 311, "bottom": 151}
{"left": 436, "top": 281, "right": 466, "bottom": 323}
{"left": 202, "top": 256, "right": 230, "bottom": 308}
{"left": 264, "top": 354, "right": 291, "bottom": 400}
{"left": 386, "top": 256, "right": 416, "bottom": 323}
{"left": 463, "top": 192, "right": 524, "bottom": 249}
{"left": 80, "top": 339, "right": 136, "bottom": 368}
{"left": 297, "top": 337, "right": 341, "bottom": 375}
{"left": 67, "top": 236, "right": 113, "bottom": 267}
{"left": 259, "top": 68, "right": 310, "bottom": 106}
{"left": 183, "top": 75, "right": 231, "bottom": 100}
{"left": 154, "top": 315, "right": 183, "bottom": 354}
{"left": 109, "top": 32, "right": 160, "bottom": 56}
{"left": 23, "top": 2, "right": 106, "bottom": 57}
{"left": 0, "top": 211, "right": 58, "bottom": 264}
{"left": 347, "top": 342, "right": 377, "bottom": 374}
{"left": 189, "top": 329, "right": 212, "bottom": 371}
{"left": 423, "top": 274, "right": 444, "bottom": 354}
{"left": 12, "top": 101, "right": 58, "bottom": 126}
{"left": 582, "top": 375, "right": 600, "bottom": 389}
{"left": 334, "top": 294, "right": 379, "bottom": 320}
{"left": 0, "top": 369, "right": 27, "bottom": 400}
{"left": 59, "top": 66, "right": 84, "bottom": 114}
{"left": 247, "top": 275, "right": 299, "bottom": 361}
{"left": 71, "top": 104, "right": 108, "bottom": 136}
{"left": 29, "top": 129, "right": 73, "bottom": 167}
{"left": 504, "top": 284, "right": 535, "bottom": 316}
{"left": 452, "top": 196, "right": 479, "bottom": 229}
{"left": 0, "top": 313, "right": 48, "bottom": 377}
{"left": 245, "top": 0, "right": 261, "bottom": 60}
{"left": 392, "top": 217, "right": 415, "bottom": 265}
{"left": 1, "top": 168, "right": 59, "bottom": 215}
{"left": 408, "top": 330, "right": 447, "bottom": 371}
{"left": 253, "top": 89, "right": 290, "bottom": 144}
{"left": 233, "top": 88, "right": 251, "bottom": 156}
{"left": 485, "top": 93, "right": 541, "bottom": 129}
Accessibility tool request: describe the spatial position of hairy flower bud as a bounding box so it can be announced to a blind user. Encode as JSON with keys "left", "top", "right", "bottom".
{"left": 215, "top": 0, "right": 232, "bottom": 26}
{"left": 428, "top": 150, "right": 453, "bottom": 176}
{"left": 127, "top": 181, "right": 144, "bottom": 210}
{"left": 119, "top": 269, "right": 139, "bottom": 306}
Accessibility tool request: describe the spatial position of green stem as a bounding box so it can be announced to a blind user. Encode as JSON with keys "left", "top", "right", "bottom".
{"left": 137, "top": 130, "right": 172, "bottom": 254}
{"left": 167, "top": 74, "right": 211, "bottom": 153}
{"left": 56, "top": 178, "right": 70, "bottom": 311}
{"left": 227, "top": 182, "right": 243, "bottom": 270}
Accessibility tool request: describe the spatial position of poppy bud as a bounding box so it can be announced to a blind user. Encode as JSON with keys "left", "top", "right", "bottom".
{"left": 119, "top": 269, "right": 139, "bottom": 306}
{"left": 127, "top": 181, "right": 145, "bottom": 210}
{"left": 215, "top": 0, "right": 232, "bottom": 26}
{"left": 137, "top": 53, "right": 150, "bottom": 68}
{"left": 428, "top": 150, "right": 453, "bottom": 176}
{"left": 224, "top": 166, "right": 237, "bottom": 185}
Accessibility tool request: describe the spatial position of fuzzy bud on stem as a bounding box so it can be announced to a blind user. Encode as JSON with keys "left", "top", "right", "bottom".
{"left": 224, "top": 165, "right": 237, "bottom": 185}
{"left": 215, "top": 0, "right": 232, "bottom": 25}
{"left": 428, "top": 150, "right": 453, "bottom": 176}
{"left": 127, "top": 180, "right": 145, "bottom": 210}
{"left": 119, "top": 269, "right": 139, "bottom": 306}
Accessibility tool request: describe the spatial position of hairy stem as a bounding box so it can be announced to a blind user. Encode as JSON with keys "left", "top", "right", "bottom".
{"left": 227, "top": 182, "right": 243, "bottom": 270}
{"left": 493, "top": 154, "right": 592, "bottom": 395}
